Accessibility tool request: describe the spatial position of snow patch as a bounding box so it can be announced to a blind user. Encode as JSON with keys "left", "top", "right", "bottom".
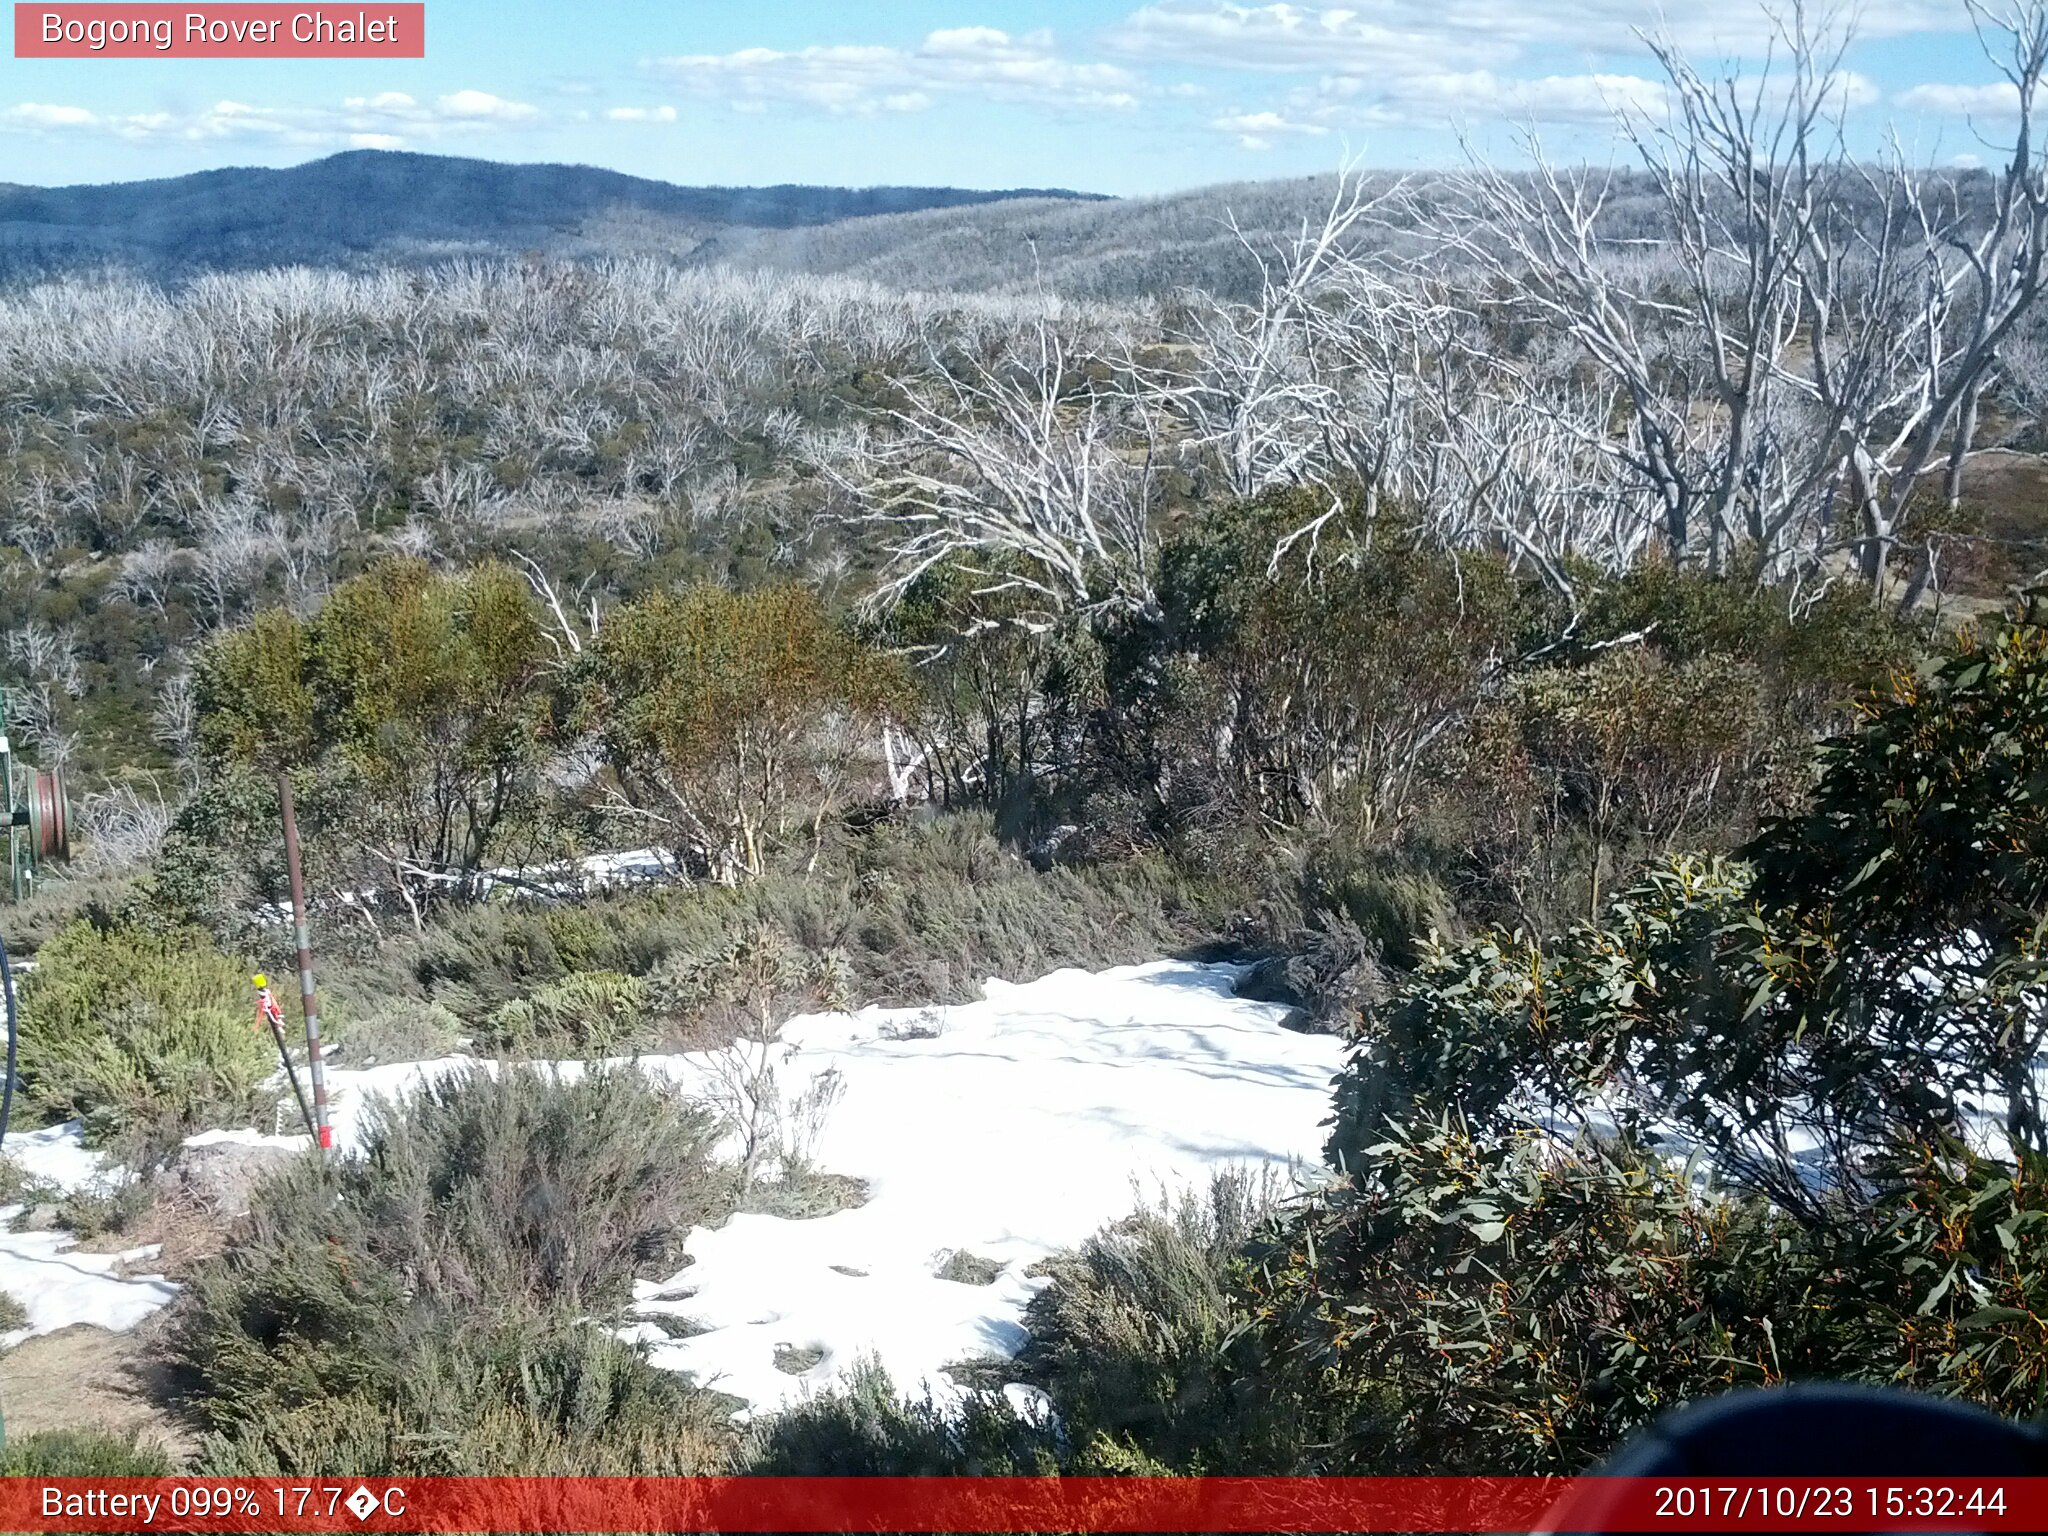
{"left": 0, "top": 1122, "right": 176, "bottom": 1345}
{"left": 0, "top": 1227, "right": 174, "bottom": 1348}
{"left": 3, "top": 1119, "right": 106, "bottom": 1196}
{"left": 635, "top": 960, "right": 1342, "bottom": 1417}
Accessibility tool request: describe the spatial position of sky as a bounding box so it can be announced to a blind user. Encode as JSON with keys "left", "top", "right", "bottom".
{"left": 0, "top": 2, "right": 2033, "bottom": 195}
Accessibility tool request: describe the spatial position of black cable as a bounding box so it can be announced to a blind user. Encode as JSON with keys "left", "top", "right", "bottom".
{"left": 0, "top": 930, "right": 14, "bottom": 1159}
{"left": 0, "top": 930, "right": 14, "bottom": 1453}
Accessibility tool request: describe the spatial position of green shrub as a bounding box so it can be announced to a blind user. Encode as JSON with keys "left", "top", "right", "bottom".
{"left": 578, "top": 582, "right": 905, "bottom": 882}
{"left": 484, "top": 970, "right": 649, "bottom": 1056}
{"left": 1751, "top": 615, "right": 2048, "bottom": 1159}
{"left": 1240, "top": 1122, "right": 1760, "bottom": 1474}
{"left": 198, "top": 1318, "right": 732, "bottom": 1477}
{"left": 369, "top": 813, "right": 1220, "bottom": 1029}
{"left": 1845, "top": 1146, "right": 2048, "bottom": 1416}
{"left": 0, "top": 1288, "right": 27, "bottom": 1331}
{"left": 1150, "top": 492, "right": 1528, "bottom": 841}
{"left": 0, "top": 1156, "right": 55, "bottom": 1208}
{"left": 1017, "top": 1171, "right": 1282, "bottom": 1470}
{"left": 17, "top": 919, "right": 267, "bottom": 1146}
{"left": 54, "top": 1177, "right": 154, "bottom": 1239}
{"left": 327, "top": 998, "right": 462, "bottom": 1066}
{"left": 0, "top": 1428, "right": 175, "bottom": 1475}
{"left": 194, "top": 560, "right": 559, "bottom": 913}
{"left": 172, "top": 1064, "right": 738, "bottom": 1474}
{"left": 743, "top": 1359, "right": 1057, "bottom": 1475}
{"left": 0, "top": 871, "right": 151, "bottom": 955}
{"left": 1231, "top": 616, "right": 2048, "bottom": 1475}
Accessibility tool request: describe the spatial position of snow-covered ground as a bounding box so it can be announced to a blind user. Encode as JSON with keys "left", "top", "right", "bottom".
{"left": 0, "top": 1121, "right": 176, "bottom": 1348}
{"left": 0, "top": 960, "right": 1344, "bottom": 1419}
{"left": 631, "top": 961, "right": 1343, "bottom": 1416}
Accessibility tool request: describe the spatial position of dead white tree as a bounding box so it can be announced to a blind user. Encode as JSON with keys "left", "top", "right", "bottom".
{"left": 109, "top": 538, "right": 185, "bottom": 615}
{"left": 509, "top": 549, "right": 600, "bottom": 661}
{"left": 1429, "top": 2, "right": 2048, "bottom": 601}
{"left": 189, "top": 496, "right": 273, "bottom": 630}
{"left": 1142, "top": 168, "right": 1436, "bottom": 520}
{"left": 75, "top": 779, "right": 174, "bottom": 872}
{"left": 831, "top": 319, "right": 1162, "bottom": 624}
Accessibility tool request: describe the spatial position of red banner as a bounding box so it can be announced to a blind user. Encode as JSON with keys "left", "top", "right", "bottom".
{"left": 14, "top": 5, "right": 424, "bottom": 58}
{"left": 0, "top": 1477, "right": 2044, "bottom": 1532}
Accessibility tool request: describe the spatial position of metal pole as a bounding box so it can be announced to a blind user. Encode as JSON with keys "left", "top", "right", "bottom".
{"left": 253, "top": 974, "right": 317, "bottom": 1141}
{"left": 277, "top": 772, "right": 333, "bottom": 1152}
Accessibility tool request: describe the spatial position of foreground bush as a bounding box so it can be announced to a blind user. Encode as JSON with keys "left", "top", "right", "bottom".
{"left": 1240, "top": 1123, "right": 1767, "bottom": 1473}
{"left": 743, "top": 1360, "right": 1057, "bottom": 1475}
{"left": 200, "top": 1321, "right": 725, "bottom": 1477}
{"left": 1016, "top": 1171, "right": 1283, "bottom": 1470}
{"left": 1225, "top": 613, "right": 2048, "bottom": 1473}
{"left": 173, "top": 1065, "right": 738, "bottom": 1473}
{"left": 17, "top": 918, "right": 266, "bottom": 1150}
{"left": 0, "top": 1429, "right": 176, "bottom": 1475}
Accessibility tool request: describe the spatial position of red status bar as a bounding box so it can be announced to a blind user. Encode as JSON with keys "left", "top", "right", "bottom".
{"left": 3, "top": 1476, "right": 2044, "bottom": 1532}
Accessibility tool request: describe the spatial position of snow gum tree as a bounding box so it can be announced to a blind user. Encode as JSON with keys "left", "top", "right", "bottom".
{"left": 193, "top": 557, "right": 558, "bottom": 924}
{"left": 1228, "top": 609, "right": 2048, "bottom": 1475}
{"left": 577, "top": 584, "right": 903, "bottom": 882}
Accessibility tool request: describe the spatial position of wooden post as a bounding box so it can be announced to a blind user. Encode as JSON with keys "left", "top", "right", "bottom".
{"left": 277, "top": 773, "right": 333, "bottom": 1151}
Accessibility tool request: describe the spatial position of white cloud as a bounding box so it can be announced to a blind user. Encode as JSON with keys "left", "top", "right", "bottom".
{"left": 1110, "top": 2, "right": 1503, "bottom": 76}
{"left": 1504, "top": 71, "right": 1672, "bottom": 119}
{"left": 1214, "top": 108, "right": 1325, "bottom": 133}
{"left": 1374, "top": 69, "right": 1671, "bottom": 123}
{"left": 1107, "top": 0, "right": 1965, "bottom": 71}
{"left": 1, "top": 102, "right": 189, "bottom": 141}
{"left": 4, "top": 103, "right": 98, "bottom": 128}
{"left": 1214, "top": 108, "right": 1328, "bottom": 147}
{"left": 923, "top": 25, "right": 1027, "bottom": 56}
{"left": 607, "top": 105, "right": 680, "bottom": 123}
{"left": 1201, "top": 48, "right": 1877, "bottom": 140}
{"left": 1897, "top": 81, "right": 2040, "bottom": 119}
{"left": 1106, "top": 3, "right": 1903, "bottom": 145}
{"left": 435, "top": 89, "right": 540, "bottom": 122}
{"left": 0, "top": 90, "right": 544, "bottom": 147}
{"left": 650, "top": 27, "right": 1143, "bottom": 115}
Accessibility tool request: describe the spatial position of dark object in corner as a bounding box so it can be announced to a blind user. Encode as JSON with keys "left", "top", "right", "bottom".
{"left": 1546, "top": 1384, "right": 2048, "bottom": 1534}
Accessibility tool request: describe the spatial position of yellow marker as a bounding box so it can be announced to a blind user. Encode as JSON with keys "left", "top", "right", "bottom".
{"left": 252, "top": 973, "right": 268, "bottom": 988}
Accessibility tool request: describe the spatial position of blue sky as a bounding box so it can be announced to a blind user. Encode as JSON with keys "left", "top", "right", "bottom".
{"left": 0, "top": 2, "right": 2029, "bottom": 194}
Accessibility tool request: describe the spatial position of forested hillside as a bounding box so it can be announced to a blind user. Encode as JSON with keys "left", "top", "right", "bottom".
{"left": 1, "top": 6, "right": 2048, "bottom": 1484}
{"left": 0, "top": 149, "right": 1104, "bottom": 279}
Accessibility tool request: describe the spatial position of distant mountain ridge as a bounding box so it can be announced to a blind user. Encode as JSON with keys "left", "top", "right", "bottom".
{"left": 0, "top": 149, "right": 1109, "bottom": 278}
